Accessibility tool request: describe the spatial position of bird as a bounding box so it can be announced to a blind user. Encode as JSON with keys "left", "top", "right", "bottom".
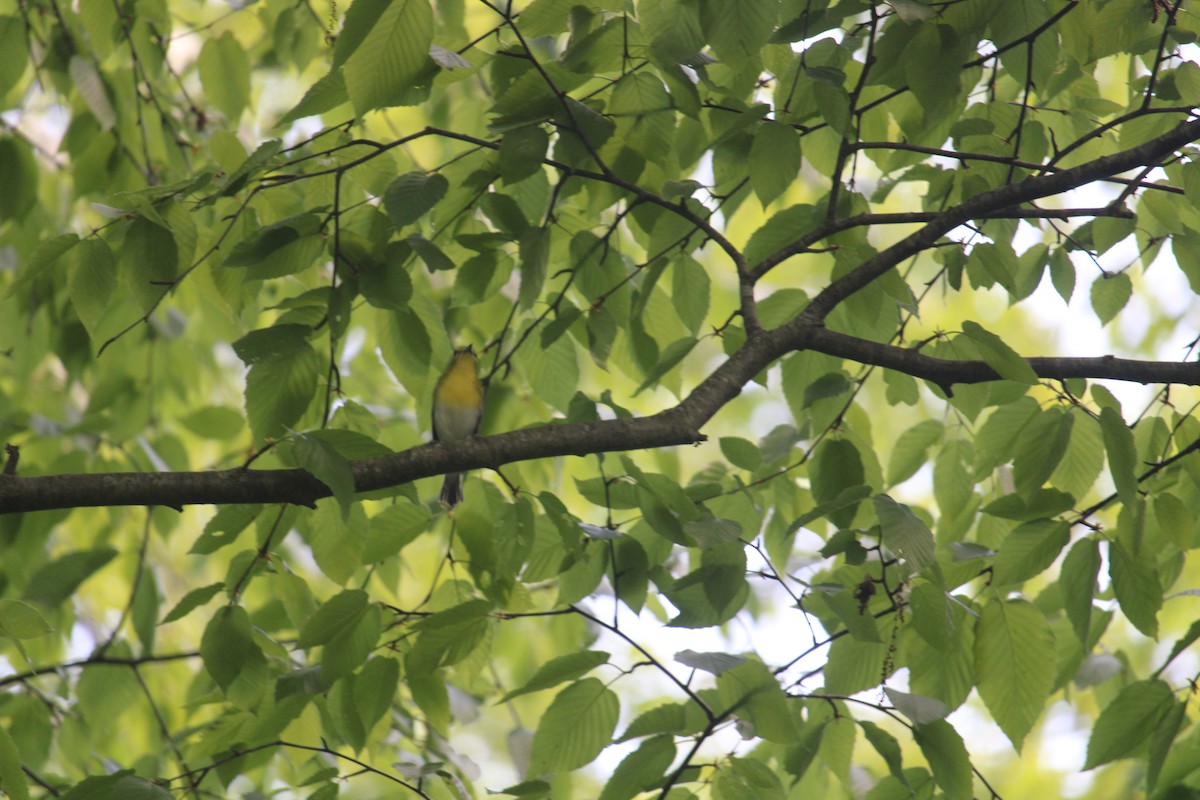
{"left": 431, "top": 344, "right": 485, "bottom": 507}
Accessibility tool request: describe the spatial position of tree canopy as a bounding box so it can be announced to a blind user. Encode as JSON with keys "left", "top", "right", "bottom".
{"left": 2, "top": 0, "right": 1200, "bottom": 797}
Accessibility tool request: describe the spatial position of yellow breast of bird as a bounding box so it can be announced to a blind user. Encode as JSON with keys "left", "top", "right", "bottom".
{"left": 434, "top": 359, "right": 483, "bottom": 441}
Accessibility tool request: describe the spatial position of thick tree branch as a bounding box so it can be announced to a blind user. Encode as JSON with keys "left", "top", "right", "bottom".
{"left": 5, "top": 318, "right": 1199, "bottom": 512}
{"left": 799, "top": 115, "right": 1200, "bottom": 320}
{"left": 800, "top": 327, "right": 1200, "bottom": 393}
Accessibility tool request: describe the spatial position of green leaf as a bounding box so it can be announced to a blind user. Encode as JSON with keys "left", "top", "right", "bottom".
{"left": 818, "top": 586, "right": 882, "bottom": 643}
{"left": 887, "top": 420, "right": 944, "bottom": 486}
{"left": 1090, "top": 272, "right": 1132, "bottom": 325}
{"left": 700, "top": 0, "right": 776, "bottom": 63}
{"left": 343, "top": 0, "right": 434, "bottom": 115}
{"left": 825, "top": 631, "right": 889, "bottom": 695}
{"left": 223, "top": 213, "right": 321, "bottom": 268}
{"left": 642, "top": 0, "right": 705, "bottom": 62}
{"left": 0, "top": 723, "right": 27, "bottom": 800}
{"left": 59, "top": 773, "right": 172, "bottom": 800}
{"left": 1060, "top": 538, "right": 1100, "bottom": 645}
{"left": 960, "top": 320, "right": 1038, "bottom": 385}
{"left": 713, "top": 756, "right": 787, "bottom": 800}
{"left": 913, "top": 720, "right": 972, "bottom": 800}
{"left": 991, "top": 519, "right": 1069, "bottom": 586}
{"left": 885, "top": 687, "right": 950, "bottom": 725}
{"left": 859, "top": 720, "right": 907, "bottom": 785}
{"left": 201, "top": 606, "right": 264, "bottom": 692}
{"left": 633, "top": 337, "right": 697, "bottom": 396}
{"left": 499, "top": 125, "right": 550, "bottom": 183}
{"left": 597, "top": 735, "right": 676, "bottom": 800}
{"left": 121, "top": 215, "right": 179, "bottom": 313}
{"left": 1109, "top": 539, "right": 1161, "bottom": 639}
{"left": 277, "top": 69, "right": 349, "bottom": 125}
{"left": 527, "top": 678, "right": 619, "bottom": 775}
{"left": 23, "top": 548, "right": 118, "bottom": 608}
{"left": 0, "top": 16, "right": 29, "bottom": 98}
{"left": 974, "top": 599, "right": 1055, "bottom": 751}
{"left": 244, "top": 342, "right": 321, "bottom": 442}
{"left": 356, "top": 656, "right": 401, "bottom": 738}
{"left": 811, "top": 440, "right": 865, "bottom": 528}
{"left": 1146, "top": 695, "right": 1187, "bottom": 792}
{"left": 309, "top": 502, "right": 368, "bottom": 585}
{"left": 199, "top": 32, "right": 250, "bottom": 120}
{"left": 874, "top": 495, "right": 942, "bottom": 584}
{"left": 384, "top": 172, "right": 449, "bottom": 228}
{"left": 1099, "top": 406, "right": 1138, "bottom": 509}
{"left": 293, "top": 431, "right": 357, "bottom": 518}
{"left": 0, "top": 599, "right": 52, "bottom": 640}
{"left": 322, "top": 602, "right": 380, "bottom": 685}
{"left": 719, "top": 437, "right": 761, "bottom": 471}
{"left": 1153, "top": 492, "right": 1195, "bottom": 548}
{"left": 297, "top": 589, "right": 369, "bottom": 648}
{"left": 1084, "top": 679, "right": 1175, "bottom": 769}
{"left": 744, "top": 204, "right": 817, "bottom": 269}
{"left": 407, "top": 599, "right": 493, "bottom": 672}
{"left": 0, "top": 135, "right": 37, "bottom": 221}
{"left": 407, "top": 233, "right": 455, "bottom": 271}
{"left": 618, "top": 702, "right": 705, "bottom": 742}
{"left": 68, "top": 53, "right": 112, "bottom": 131}
{"left": 500, "top": 650, "right": 611, "bottom": 703}
{"left": 674, "top": 649, "right": 747, "bottom": 675}
{"left": 671, "top": 254, "right": 711, "bottom": 335}
{"left": 365, "top": 500, "right": 431, "bottom": 562}
{"left": 749, "top": 121, "right": 801, "bottom": 207}
{"left": 160, "top": 582, "right": 225, "bottom": 625}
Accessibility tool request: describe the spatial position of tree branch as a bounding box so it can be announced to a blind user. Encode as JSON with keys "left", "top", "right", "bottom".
{"left": 801, "top": 115, "right": 1200, "bottom": 320}
{"left": 5, "top": 317, "right": 1199, "bottom": 512}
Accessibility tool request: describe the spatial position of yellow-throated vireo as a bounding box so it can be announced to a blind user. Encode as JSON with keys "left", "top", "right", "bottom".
{"left": 432, "top": 344, "right": 485, "bottom": 507}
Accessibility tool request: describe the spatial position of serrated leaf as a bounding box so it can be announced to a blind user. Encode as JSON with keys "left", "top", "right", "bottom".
{"left": 343, "top": 0, "right": 434, "bottom": 115}
{"left": 1090, "top": 272, "right": 1132, "bottom": 325}
{"left": 1060, "top": 538, "right": 1100, "bottom": 645}
{"left": 69, "top": 55, "right": 115, "bottom": 131}
{"left": 499, "top": 125, "right": 549, "bottom": 184}
{"left": 384, "top": 172, "right": 449, "bottom": 228}
{"left": 199, "top": 32, "right": 250, "bottom": 120}
{"left": 633, "top": 337, "right": 697, "bottom": 396}
{"left": 749, "top": 121, "right": 800, "bottom": 206}
{"left": 297, "top": 589, "right": 369, "bottom": 648}
{"left": 974, "top": 599, "right": 1055, "bottom": 751}
{"left": 1099, "top": 406, "right": 1138, "bottom": 509}
{"left": 887, "top": 420, "right": 944, "bottom": 486}
{"left": 201, "top": 606, "right": 264, "bottom": 692}
{"left": 859, "top": 720, "right": 907, "bottom": 785}
{"left": 673, "top": 650, "right": 746, "bottom": 675}
{"left": 914, "top": 720, "right": 972, "bottom": 800}
{"left": 499, "top": 651, "right": 610, "bottom": 703}
{"left": 1109, "top": 539, "right": 1161, "bottom": 639}
{"left": 961, "top": 320, "right": 1038, "bottom": 384}
{"left": 874, "top": 495, "right": 942, "bottom": 584}
{"left": 0, "top": 723, "right": 27, "bottom": 800}
{"left": 991, "top": 519, "right": 1069, "bottom": 586}
{"left": 720, "top": 437, "right": 761, "bottom": 471}
{"left": 701, "top": 0, "right": 776, "bottom": 63}
{"left": 527, "top": 678, "right": 619, "bottom": 774}
{"left": 0, "top": 599, "right": 51, "bottom": 640}
{"left": 160, "top": 583, "right": 225, "bottom": 625}
{"left": 1153, "top": 492, "right": 1195, "bottom": 548}
{"left": 23, "top": 548, "right": 118, "bottom": 608}
{"left": 1084, "top": 679, "right": 1175, "bottom": 769}
{"left": 293, "top": 431, "right": 356, "bottom": 518}
{"left": 884, "top": 687, "right": 949, "bottom": 724}
{"left": 598, "top": 735, "right": 675, "bottom": 800}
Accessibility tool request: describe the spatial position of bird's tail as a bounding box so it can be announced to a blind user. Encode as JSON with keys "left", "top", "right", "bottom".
{"left": 440, "top": 473, "right": 464, "bottom": 507}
